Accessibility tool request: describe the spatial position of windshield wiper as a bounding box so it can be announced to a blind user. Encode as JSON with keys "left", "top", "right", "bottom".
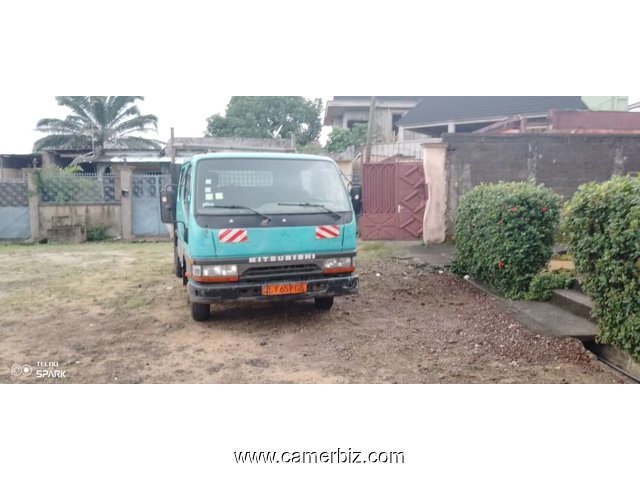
{"left": 208, "top": 205, "right": 272, "bottom": 224}
{"left": 278, "top": 202, "right": 342, "bottom": 220}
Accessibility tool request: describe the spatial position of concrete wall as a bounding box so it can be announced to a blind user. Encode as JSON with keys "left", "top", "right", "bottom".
{"left": 422, "top": 134, "right": 640, "bottom": 243}
{"left": 0, "top": 168, "right": 25, "bottom": 180}
{"left": 39, "top": 204, "right": 123, "bottom": 238}
{"left": 338, "top": 108, "right": 417, "bottom": 143}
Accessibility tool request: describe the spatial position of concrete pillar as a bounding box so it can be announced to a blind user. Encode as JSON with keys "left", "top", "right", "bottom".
{"left": 398, "top": 126, "right": 405, "bottom": 142}
{"left": 25, "top": 170, "right": 41, "bottom": 241}
{"left": 42, "top": 152, "right": 56, "bottom": 167}
{"left": 447, "top": 122, "right": 456, "bottom": 133}
{"left": 119, "top": 166, "right": 134, "bottom": 240}
{"left": 422, "top": 142, "right": 448, "bottom": 245}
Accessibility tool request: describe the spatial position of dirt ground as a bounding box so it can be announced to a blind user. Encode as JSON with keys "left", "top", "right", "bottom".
{"left": 0, "top": 241, "right": 624, "bottom": 384}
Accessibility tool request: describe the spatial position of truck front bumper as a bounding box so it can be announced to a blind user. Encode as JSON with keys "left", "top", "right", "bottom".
{"left": 188, "top": 275, "right": 359, "bottom": 304}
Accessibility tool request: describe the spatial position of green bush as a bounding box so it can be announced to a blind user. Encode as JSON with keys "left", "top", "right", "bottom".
{"left": 87, "top": 225, "right": 109, "bottom": 242}
{"left": 564, "top": 175, "right": 640, "bottom": 361}
{"left": 452, "top": 182, "right": 563, "bottom": 299}
{"left": 526, "top": 270, "right": 574, "bottom": 301}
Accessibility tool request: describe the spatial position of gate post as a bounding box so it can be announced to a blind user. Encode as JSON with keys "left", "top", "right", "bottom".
{"left": 422, "top": 142, "right": 448, "bottom": 244}
{"left": 26, "top": 170, "right": 40, "bottom": 242}
{"left": 119, "top": 166, "right": 134, "bottom": 241}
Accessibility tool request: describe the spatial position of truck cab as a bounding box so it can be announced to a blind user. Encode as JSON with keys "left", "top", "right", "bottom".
{"left": 161, "top": 153, "right": 359, "bottom": 321}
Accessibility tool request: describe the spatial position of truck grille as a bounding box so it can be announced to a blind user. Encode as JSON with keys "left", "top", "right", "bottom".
{"left": 240, "top": 264, "right": 323, "bottom": 282}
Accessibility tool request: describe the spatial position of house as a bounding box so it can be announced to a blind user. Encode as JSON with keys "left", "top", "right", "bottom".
{"left": 2, "top": 136, "right": 312, "bottom": 179}
{"left": 65, "top": 136, "right": 296, "bottom": 175}
{"left": 165, "top": 137, "right": 295, "bottom": 159}
{"left": 395, "top": 96, "right": 589, "bottom": 138}
{"left": 324, "top": 97, "right": 426, "bottom": 143}
{"left": 0, "top": 153, "right": 42, "bottom": 180}
{"left": 582, "top": 96, "right": 629, "bottom": 111}
{"left": 324, "top": 96, "right": 632, "bottom": 145}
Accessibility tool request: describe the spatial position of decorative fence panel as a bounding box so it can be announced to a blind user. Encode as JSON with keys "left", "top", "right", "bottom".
{"left": 36, "top": 173, "right": 117, "bottom": 204}
{"left": 132, "top": 174, "right": 171, "bottom": 237}
{"left": 0, "top": 181, "right": 30, "bottom": 239}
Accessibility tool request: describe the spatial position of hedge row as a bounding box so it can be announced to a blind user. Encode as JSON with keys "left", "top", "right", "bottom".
{"left": 564, "top": 176, "right": 640, "bottom": 361}
{"left": 451, "top": 182, "right": 563, "bottom": 299}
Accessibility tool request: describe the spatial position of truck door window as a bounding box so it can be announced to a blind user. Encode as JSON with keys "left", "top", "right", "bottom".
{"left": 183, "top": 165, "right": 192, "bottom": 215}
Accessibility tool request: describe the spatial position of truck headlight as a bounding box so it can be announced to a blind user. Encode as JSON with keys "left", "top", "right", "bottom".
{"left": 191, "top": 264, "right": 238, "bottom": 283}
{"left": 323, "top": 257, "right": 356, "bottom": 274}
{"left": 203, "top": 265, "right": 238, "bottom": 277}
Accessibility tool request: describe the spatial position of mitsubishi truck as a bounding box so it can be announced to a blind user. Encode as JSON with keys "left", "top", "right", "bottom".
{"left": 160, "top": 153, "right": 359, "bottom": 321}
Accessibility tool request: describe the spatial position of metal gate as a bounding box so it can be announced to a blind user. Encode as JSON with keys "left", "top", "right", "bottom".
{"left": 360, "top": 162, "right": 427, "bottom": 240}
{"left": 132, "top": 174, "right": 171, "bottom": 237}
{"left": 0, "top": 181, "right": 31, "bottom": 240}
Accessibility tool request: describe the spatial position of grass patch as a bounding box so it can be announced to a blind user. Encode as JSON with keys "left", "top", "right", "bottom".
{"left": 0, "top": 242, "right": 173, "bottom": 319}
{"left": 110, "top": 294, "right": 154, "bottom": 314}
{"left": 359, "top": 241, "right": 394, "bottom": 259}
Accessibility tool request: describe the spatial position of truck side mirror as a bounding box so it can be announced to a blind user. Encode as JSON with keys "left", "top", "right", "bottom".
{"left": 350, "top": 185, "right": 363, "bottom": 216}
{"left": 160, "top": 185, "right": 177, "bottom": 224}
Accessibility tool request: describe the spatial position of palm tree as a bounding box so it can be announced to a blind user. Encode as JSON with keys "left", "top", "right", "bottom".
{"left": 33, "top": 96, "right": 161, "bottom": 152}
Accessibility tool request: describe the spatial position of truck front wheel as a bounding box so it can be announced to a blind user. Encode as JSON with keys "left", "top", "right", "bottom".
{"left": 314, "top": 297, "right": 334, "bottom": 310}
{"left": 191, "top": 302, "right": 211, "bottom": 322}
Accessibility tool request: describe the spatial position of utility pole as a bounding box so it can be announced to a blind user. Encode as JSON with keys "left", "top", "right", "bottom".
{"left": 170, "top": 127, "right": 176, "bottom": 164}
{"left": 365, "top": 96, "right": 376, "bottom": 163}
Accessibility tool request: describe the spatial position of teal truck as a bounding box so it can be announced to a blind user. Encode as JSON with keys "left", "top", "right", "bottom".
{"left": 160, "top": 152, "right": 359, "bottom": 321}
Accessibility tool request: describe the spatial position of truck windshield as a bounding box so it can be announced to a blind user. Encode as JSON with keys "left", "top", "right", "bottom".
{"left": 195, "top": 158, "right": 352, "bottom": 215}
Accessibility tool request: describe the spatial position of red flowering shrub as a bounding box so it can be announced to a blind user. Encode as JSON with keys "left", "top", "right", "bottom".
{"left": 452, "top": 182, "right": 562, "bottom": 299}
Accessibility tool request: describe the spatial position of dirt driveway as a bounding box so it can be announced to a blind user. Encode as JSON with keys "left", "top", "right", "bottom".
{"left": 0, "top": 241, "right": 623, "bottom": 384}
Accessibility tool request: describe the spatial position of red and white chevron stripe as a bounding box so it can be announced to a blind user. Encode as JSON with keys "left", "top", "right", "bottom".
{"left": 219, "top": 229, "right": 248, "bottom": 243}
{"left": 316, "top": 225, "right": 340, "bottom": 240}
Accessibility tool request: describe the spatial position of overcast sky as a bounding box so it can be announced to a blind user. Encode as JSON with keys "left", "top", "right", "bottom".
{"left": 0, "top": 95, "right": 332, "bottom": 153}
{"left": 0, "top": 95, "right": 637, "bottom": 153}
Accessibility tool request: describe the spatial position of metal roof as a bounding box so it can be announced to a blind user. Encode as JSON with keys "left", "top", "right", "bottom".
{"left": 108, "top": 156, "right": 172, "bottom": 164}
{"left": 396, "top": 96, "right": 588, "bottom": 127}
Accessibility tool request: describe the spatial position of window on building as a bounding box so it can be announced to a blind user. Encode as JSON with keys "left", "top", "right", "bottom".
{"left": 392, "top": 114, "right": 403, "bottom": 137}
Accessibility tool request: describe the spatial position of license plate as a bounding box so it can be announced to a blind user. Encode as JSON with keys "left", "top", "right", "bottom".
{"left": 261, "top": 283, "right": 308, "bottom": 296}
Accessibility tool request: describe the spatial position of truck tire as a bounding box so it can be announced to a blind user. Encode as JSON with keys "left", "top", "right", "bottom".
{"left": 314, "top": 297, "right": 334, "bottom": 310}
{"left": 191, "top": 302, "right": 210, "bottom": 322}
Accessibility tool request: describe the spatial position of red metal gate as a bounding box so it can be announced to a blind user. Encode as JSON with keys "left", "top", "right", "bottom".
{"left": 360, "top": 161, "right": 427, "bottom": 240}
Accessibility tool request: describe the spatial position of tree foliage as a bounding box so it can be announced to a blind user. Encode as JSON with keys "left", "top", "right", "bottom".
{"left": 326, "top": 124, "right": 375, "bottom": 153}
{"left": 34, "top": 96, "right": 160, "bottom": 152}
{"left": 326, "top": 128, "right": 354, "bottom": 153}
{"left": 205, "top": 96, "right": 323, "bottom": 146}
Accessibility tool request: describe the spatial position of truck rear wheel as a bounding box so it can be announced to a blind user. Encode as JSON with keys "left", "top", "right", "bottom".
{"left": 191, "top": 302, "right": 211, "bottom": 322}
{"left": 314, "top": 297, "right": 334, "bottom": 310}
